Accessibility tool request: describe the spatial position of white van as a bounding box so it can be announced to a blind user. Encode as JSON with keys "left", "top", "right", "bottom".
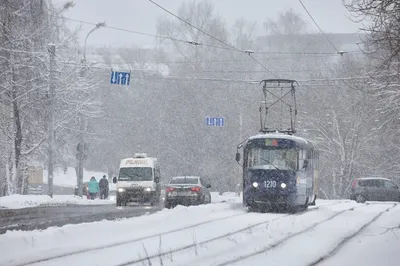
{"left": 112, "top": 153, "right": 161, "bottom": 206}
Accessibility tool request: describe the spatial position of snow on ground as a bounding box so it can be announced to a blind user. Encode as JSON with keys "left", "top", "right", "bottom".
{"left": 43, "top": 167, "right": 116, "bottom": 190}
{"left": 0, "top": 195, "right": 115, "bottom": 209}
{"left": 319, "top": 203, "right": 400, "bottom": 266}
{"left": 2, "top": 199, "right": 396, "bottom": 266}
{"left": 0, "top": 202, "right": 244, "bottom": 266}
{"left": 0, "top": 190, "right": 239, "bottom": 209}
{"left": 210, "top": 192, "right": 242, "bottom": 203}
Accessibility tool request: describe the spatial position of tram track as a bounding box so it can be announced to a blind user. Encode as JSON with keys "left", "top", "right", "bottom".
{"left": 307, "top": 202, "right": 399, "bottom": 266}
{"left": 114, "top": 201, "right": 347, "bottom": 266}
{"left": 215, "top": 205, "right": 365, "bottom": 266}
{"left": 11, "top": 210, "right": 248, "bottom": 266}
{"left": 216, "top": 203, "right": 398, "bottom": 266}
{"left": 7, "top": 201, "right": 348, "bottom": 266}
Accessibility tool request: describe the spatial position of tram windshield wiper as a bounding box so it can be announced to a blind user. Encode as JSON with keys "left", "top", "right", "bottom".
{"left": 259, "top": 157, "right": 281, "bottom": 171}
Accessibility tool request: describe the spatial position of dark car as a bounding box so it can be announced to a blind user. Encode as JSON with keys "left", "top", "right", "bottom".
{"left": 350, "top": 177, "right": 400, "bottom": 203}
{"left": 164, "top": 176, "right": 211, "bottom": 209}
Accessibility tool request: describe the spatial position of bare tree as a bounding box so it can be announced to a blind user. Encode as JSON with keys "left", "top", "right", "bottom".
{"left": 0, "top": 1, "right": 103, "bottom": 195}
{"left": 345, "top": 0, "right": 400, "bottom": 64}
{"left": 263, "top": 8, "right": 307, "bottom": 35}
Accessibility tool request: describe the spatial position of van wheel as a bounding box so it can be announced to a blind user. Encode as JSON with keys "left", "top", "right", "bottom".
{"left": 150, "top": 196, "right": 159, "bottom": 206}
{"left": 355, "top": 195, "right": 366, "bottom": 203}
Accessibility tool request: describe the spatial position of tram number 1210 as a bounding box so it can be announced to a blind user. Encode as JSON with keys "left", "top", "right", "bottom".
{"left": 264, "top": 180, "right": 277, "bottom": 188}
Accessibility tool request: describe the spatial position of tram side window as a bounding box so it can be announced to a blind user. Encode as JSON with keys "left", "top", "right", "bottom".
{"left": 299, "top": 150, "right": 307, "bottom": 170}
{"left": 299, "top": 149, "right": 315, "bottom": 170}
{"left": 308, "top": 150, "right": 313, "bottom": 170}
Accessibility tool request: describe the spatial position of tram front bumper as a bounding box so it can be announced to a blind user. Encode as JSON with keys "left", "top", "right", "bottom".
{"left": 244, "top": 187, "right": 297, "bottom": 206}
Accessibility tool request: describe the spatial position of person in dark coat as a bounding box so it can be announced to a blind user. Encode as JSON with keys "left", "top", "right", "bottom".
{"left": 99, "top": 175, "right": 109, "bottom": 199}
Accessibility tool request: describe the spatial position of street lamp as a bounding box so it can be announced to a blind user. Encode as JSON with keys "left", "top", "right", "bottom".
{"left": 76, "top": 22, "right": 105, "bottom": 197}
{"left": 83, "top": 22, "right": 106, "bottom": 62}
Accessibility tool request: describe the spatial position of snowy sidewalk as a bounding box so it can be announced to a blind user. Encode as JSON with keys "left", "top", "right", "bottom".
{"left": 0, "top": 194, "right": 115, "bottom": 209}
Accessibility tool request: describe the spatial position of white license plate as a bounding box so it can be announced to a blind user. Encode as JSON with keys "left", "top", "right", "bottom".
{"left": 264, "top": 180, "right": 277, "bottom": 188}
{"left": 177, "top": 192, "right": 192, "bottom": 196}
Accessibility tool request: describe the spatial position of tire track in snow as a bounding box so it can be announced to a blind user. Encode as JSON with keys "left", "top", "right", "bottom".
{"left": 307, "top": 202, "right": 399, "bottom": 266}
{"left": 10, "top": 201, "right": 346, "bottom": 266}
{"left": 215, "top": 204, "right": 367, "bottom": 266}
{"left": 12, "top": 211, "right": 247, "bottom": 266}
{"left": 114, "top": 201, "right": 347, "bottom": 266}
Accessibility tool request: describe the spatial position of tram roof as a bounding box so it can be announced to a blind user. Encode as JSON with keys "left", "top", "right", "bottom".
{"left": 247, "top": 133, "right": 315, "bottom": 149}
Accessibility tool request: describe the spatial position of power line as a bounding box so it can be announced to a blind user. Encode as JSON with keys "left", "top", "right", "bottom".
{"left": 147, "top": 0, "right": 241, "bottom": 52}
{"left": 147, "top": 0, "right": 279, "bottom": 78}
{"left": 83, "top": 52, "right": 354, "bottom": 67}
{"left": 53, "top": 15, "right": 361, "bottom": 57}
{"left": 248, "top": 53, "right": 279, "bottom": 77}
{"left": 298, "top": 0, "right": 341, "bottom": 54}
{"left": 55, "top": 16, "right": 193, "bottom": 45}
{"left": 123, "top": 73, "right": 399, "bottom": 84}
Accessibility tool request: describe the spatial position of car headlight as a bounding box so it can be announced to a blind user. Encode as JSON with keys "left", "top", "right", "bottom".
{"left": 144, "top": 188, "right": 151, "bottom": 192}
{"left": 118, "top": 188, "right": 125, "bottom": 193}
{"left": 252, "top": 182, "right": 259, "bottom": 188}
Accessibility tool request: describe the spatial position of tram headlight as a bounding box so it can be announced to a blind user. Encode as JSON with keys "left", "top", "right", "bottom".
{"left": 252, "top": 182, "right": 259, "bottom": 188}
{"left": 281, "top": 183, "right": 287, "bottom": 188}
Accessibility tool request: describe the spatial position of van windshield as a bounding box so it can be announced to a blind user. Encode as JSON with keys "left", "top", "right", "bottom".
{"left": 118, "top": 167, "right": 153, "bottom": 181}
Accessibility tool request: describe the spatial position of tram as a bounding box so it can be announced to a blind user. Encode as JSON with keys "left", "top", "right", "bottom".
{"left": 236, "top": 133, "right": 319, "bottom": 212}
{"left": 235, "top": 79, "right": 319, "bottom": 212}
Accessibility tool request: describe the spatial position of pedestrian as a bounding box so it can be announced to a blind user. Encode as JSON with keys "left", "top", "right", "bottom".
{"left": 99, "top": 175, "right": 109, "bottom": 199}
{"left": 88, "top": 176, "right": 99, "bottom": 200}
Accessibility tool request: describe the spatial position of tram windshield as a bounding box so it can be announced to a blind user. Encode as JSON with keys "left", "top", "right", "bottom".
{"left": 247, "top": 148, "right": 297, "bottom": 170}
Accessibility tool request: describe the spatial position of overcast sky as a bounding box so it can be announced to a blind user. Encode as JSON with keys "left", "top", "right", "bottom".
{"left": 53, "top": 0, "right": 361, "bottom": 48}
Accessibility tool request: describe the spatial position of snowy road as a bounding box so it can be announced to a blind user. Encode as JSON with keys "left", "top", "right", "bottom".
{"left": 0, "top": 204, "right": 160, "bottom": 234}
{"left": 1, "top": 200, "right": 399, "bottom": 266}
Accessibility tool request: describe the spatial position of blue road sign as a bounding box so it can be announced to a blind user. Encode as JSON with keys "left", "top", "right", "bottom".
{"left": 206, "top": 117, "right": 224, "bottom": 126}
{"left": 110, "top": 71, "right": 130, "bottom": 85}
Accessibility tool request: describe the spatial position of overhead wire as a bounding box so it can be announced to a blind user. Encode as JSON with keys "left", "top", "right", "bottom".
{"left": 298, "top": 0, "right": 341, "bottom": 53}
{"left": 298, "top": 0, "right": 367, "bottom": 93}
{"left": 51, "top": 15, "right": 361, "bottom": 56}
{"left": 147, "top": 0, "right": 279, "bottom": 78}
{"left": 147, "top": 0, "right": 241, "bottom": 52}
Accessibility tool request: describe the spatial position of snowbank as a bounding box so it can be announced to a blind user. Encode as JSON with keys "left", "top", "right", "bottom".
{"left": 0, "top": 195, "right": 115, "bottom": 209}
{"left": 0, "top": 200, "right": 372, "bottom": 266}
{"left": 0, "top": 201, "right": 244, "bottom": 266}
{"left": 210, "top": 191, "right": 241, "bottom": 203}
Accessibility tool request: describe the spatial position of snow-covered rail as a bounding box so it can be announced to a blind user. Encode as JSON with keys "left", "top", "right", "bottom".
{"left": 307, "top": 203, "right": 398, "bottom": 266}
{"left": 115, "top": 201, "right": 346, "bottom": 266}
{"left": 216, "top": 203, "right": 397, "bottom": 266}
{"left": 3, "top": 200, "right": 398, "bottom": 266}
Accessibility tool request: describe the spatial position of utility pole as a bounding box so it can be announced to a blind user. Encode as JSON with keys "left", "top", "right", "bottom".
{"left": 76, "top": 135, "right": 86, "bottom": 197}
{"left": 47, "top": 44, "right": 56, "bottom": 198}
{"left": 76, "top": 22, "right": 105, "bottom": 197}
